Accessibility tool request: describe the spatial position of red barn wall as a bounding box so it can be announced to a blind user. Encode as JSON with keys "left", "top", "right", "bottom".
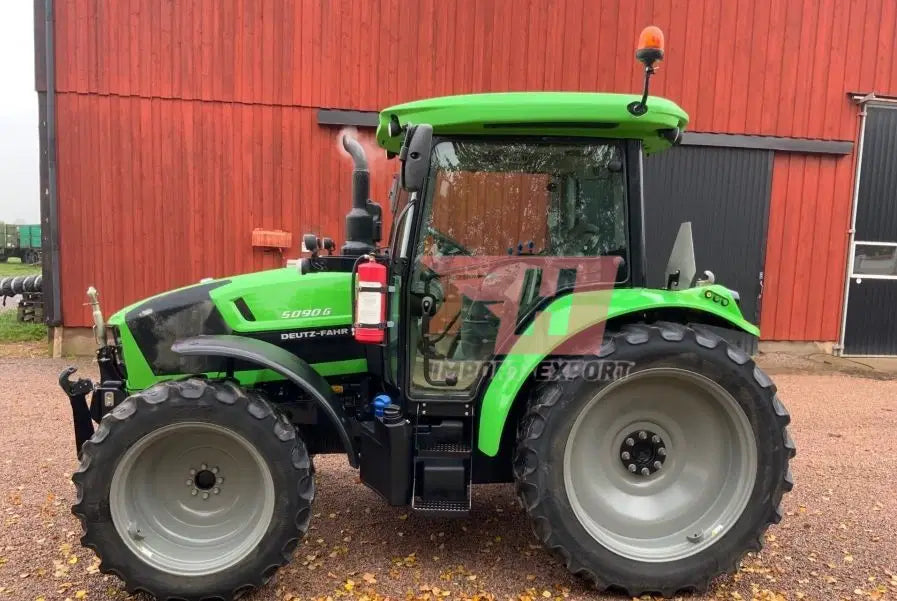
{"left": 51, "top": 0, "right": 897, "bottom": 340}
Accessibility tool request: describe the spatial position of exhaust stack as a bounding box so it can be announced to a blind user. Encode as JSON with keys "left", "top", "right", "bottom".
{"left": 341, "top": 134, "right": 376, "bottom": 256}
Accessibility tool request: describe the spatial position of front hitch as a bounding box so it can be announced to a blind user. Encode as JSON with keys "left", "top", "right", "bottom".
{"left": 59, "top": 367, "right": 95, "bottom": 457}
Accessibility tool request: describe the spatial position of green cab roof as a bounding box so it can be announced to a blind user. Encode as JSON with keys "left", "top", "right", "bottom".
{"left": 376, "top": 92, "right": 689, "bottom": 155}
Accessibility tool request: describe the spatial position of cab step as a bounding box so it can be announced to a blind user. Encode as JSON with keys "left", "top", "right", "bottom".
{"left": 416, "top": 441, "right": 471, "bottom": 458}
{"left": 411, "top": 417, "right": 473, "bottom": 516}
{"left": 411, "top": 498, "right": 470, "bottom": 515}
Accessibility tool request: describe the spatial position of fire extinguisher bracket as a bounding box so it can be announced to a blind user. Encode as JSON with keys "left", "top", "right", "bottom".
{"left": 351, "top": 321, "right": 393, "bottom": 330}
{"left": 355, "top": 284, "right": 391, "bottom": 294}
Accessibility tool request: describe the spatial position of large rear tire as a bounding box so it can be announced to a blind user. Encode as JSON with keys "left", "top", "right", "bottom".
{"left": 72, "top": 379, "right": 314, "bottom": 601}
{"left": 514, "top": 323, "right": 794, "bottom": 597}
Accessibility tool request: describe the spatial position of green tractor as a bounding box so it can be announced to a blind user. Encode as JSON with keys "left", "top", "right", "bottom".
{"left": 59, "top": 28, "right": 793, "bottom": 601}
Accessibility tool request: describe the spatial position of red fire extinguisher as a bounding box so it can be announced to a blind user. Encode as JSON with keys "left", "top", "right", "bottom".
{"left": 354, "top": 255, "right": 387, "bottom": 344}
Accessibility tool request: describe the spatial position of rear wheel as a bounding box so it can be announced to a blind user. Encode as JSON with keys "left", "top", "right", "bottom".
{"left": 514, "top": 323, "right": 794, "bottom": 597}
{"left": 22, "top": 249, "right": 39, "bottom": 264}
{"left": 73, "top": 379, "right": 314, "bottom": 601}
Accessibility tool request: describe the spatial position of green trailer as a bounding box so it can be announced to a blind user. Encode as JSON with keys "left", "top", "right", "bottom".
{"left": 17, "top": 224, "right": 41, "bottom": 249}
{"left": 0, "top": 223, "right": 41, "bottom": 264}
{"left": 1, "top": 225, "right": 17, "bottom": 252}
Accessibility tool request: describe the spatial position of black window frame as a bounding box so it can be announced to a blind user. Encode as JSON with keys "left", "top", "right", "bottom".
{"left": 392, "top": 135, "right": 647, "bottom": 403}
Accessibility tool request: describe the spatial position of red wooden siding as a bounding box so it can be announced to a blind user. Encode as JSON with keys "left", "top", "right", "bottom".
{"left": 51, "top": 0, "right": 897, "bottom": 338}
{"left": 55, "top": 95, "right": 392, "bottom": 325}
{"left": 53, "top": 0, "right": 897, "bottom": 139}
{"left": 761, "top": 154, "right": 856, "bottom": 341}
{"left": 431, "top": 171, "right": 550, "bottom": 256}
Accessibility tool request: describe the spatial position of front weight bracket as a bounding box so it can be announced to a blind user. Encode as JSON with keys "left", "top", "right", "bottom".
{"left": 59, "top": 366, "right": 96, "bottom": 458}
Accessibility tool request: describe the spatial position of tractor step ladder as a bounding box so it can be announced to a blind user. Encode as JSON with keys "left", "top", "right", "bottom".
{"left": 410, "top": 413, "right": 473, "bottom": 517}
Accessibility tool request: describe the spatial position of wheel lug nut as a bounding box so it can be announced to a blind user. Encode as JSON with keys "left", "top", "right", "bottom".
{"left": 638, "top": 431, "right": 647, "bottom": 440}
{"left": 621, "top": 451, "right": 631, "bottom": 460}
{"left": 640, "top": 467, "right": 650, "bottom": 476}
{"left": 189, "top": 469, "right": 196, "bottom": 475}
{"left": 627, "top": 464, "right": 637, "bottom": 473}
{"left": 625, "top": 437, "right": 635, "bottom": 447}
{"left": 185, "top": 479, "right": 193, "bottom": 486}
{"left": 191, "top": 489, "right": 198, "bottom": 496}
{"left": 127, "top": 521, "right": 144, "bottom": 541}
{"left": 213, "top": 487, "right": 220, "bottom": 495}
{"left": 651, "top": 435, "right": 661, "bottom": 443}
{"left": 202, "top": 492, "right": 210, "bottom": 500}
{"left": 211, "top": 467, "right": 219, "bottom": 474}
{"left": 657, "top": 447, "right": 666, "bottom": 457}
{"left": 216, "top": 477, "right": 223, "bottom": 484}
{"left": 653, "top": 461, "right": 662, "bottom": 470}
{"left": 201, "top": 463, "right": 208, "bottom": 470}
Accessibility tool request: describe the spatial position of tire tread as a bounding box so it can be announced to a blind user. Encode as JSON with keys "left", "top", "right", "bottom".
{"left": 72, "top": 378, "right": 314, "bottom": 601}
{"left": 513, "top": 323, "right": 794, "bottom": 597}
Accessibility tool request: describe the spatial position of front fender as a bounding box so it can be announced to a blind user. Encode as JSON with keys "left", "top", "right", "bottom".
{"left": 476, "top": 285, "right": 757, "bottom": 456}
{"left": 172, "top": 335, "right": 359, "bottom": 467}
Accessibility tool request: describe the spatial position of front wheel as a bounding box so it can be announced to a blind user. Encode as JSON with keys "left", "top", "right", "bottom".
{"left": 514, "top": 323, "right": 794, "bottom": 597}
{"left": 72, "top": 379, "right": 314, "bottom": 601}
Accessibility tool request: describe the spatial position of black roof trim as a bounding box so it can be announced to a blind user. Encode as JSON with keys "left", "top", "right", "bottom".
{"left": 681, "top": 132, "right": 853, "bottom": 155}
{"left": 317, "top": 109, "right": 379, "bottom": 128}
{"left": 316, "top": 109, "right": 854, "bottom": 155}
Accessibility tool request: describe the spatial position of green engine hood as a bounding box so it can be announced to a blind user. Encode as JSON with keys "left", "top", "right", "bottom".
{"left": 107, "top": 268, "right": 363, "bottom": 390}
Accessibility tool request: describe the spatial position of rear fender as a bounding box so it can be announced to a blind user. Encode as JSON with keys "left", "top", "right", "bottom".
{"left": 172, "top": 335, "right": 358, "bottom": 467}
{"left": 476, "top": 285, "right": 758, "bottom": 456}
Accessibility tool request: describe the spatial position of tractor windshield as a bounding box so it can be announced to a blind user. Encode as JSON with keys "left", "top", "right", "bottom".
{"left": 408, "top": 139, "right": 628, "bottom": 396}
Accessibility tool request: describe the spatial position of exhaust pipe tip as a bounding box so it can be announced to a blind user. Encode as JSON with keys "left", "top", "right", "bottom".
{"left": 341, "top": 134, "right": 368, "bottom": 171}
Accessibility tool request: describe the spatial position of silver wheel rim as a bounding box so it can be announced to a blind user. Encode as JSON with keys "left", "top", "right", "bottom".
{"left": 563, "top": 368, "right": 757, "bottom": 563}
{"left": 110, "top": 422, "right": 275, "bottom": 576}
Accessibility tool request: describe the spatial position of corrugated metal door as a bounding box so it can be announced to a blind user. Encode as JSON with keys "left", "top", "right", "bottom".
{"left": 643, "top": 146, "right": 773, "bottom": 346}
{"left": 842, "top": 106, "right": 897, "bottom": 355}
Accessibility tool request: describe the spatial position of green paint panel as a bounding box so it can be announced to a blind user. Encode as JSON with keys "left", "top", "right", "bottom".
{"left": 476, "top": 285, "right": 756, "bottom": 457}
{"left": 209, "top": 268, "right": 353, "bottom": 332}
{"left": 17, "top": 225, "right": 42, "bottom": 249}
{"left": 377, "top": 92, "right": 688, "bottom": 155}
{"left": 106, "top": 268, "right": 362, "bottom": 391}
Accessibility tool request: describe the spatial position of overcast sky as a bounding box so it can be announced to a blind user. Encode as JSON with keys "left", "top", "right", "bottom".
{"left": 0, "top": 2, "right": 40, "bottom": 224}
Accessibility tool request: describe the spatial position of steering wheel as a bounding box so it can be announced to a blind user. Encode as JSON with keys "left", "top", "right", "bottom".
{"left": 426, "top": 226, "right": 471, "bottom": 257}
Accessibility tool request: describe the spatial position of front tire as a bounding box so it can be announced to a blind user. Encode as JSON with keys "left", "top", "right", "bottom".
{"left": 72, "top": 379, "right": 314, "bottom": 601}
{"left": 514, "top": 323, "right": 794, "bottom": 597}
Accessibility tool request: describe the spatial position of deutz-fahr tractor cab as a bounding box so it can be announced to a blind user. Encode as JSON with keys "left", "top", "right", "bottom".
{"left": 59, "top": 28, "right": 793, "bottom": 601}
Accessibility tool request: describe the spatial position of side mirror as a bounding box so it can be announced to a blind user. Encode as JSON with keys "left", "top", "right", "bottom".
{"left": 400, "top": 124, "right": 433, "bottom": 194}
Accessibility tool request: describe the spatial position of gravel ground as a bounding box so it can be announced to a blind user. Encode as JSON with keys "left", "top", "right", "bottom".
{"left": 1, "top": 354, "right": 896, "bottom": 601}
{"left": 0, "top": 296, "right": 20, "bottom": 314}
